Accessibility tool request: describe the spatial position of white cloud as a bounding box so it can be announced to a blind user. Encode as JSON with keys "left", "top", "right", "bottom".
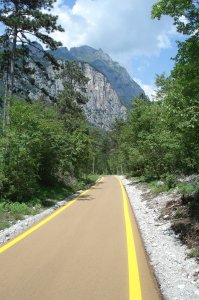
{"left": 157, "top": 33, "right": 172, "bottom": 49}
{"left": 133, "top": 78, "right": 156, "bottom": 100}
{"left": 179, "top": 15, "right": 188, "bottom": 25}
{"left": 48, "top": 0, "right": 179, "bottom": 97}
{"left": 51, "top": 0, "right": 176, "bottom": 58}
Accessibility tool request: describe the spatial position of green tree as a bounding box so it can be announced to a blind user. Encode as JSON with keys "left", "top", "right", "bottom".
{"left": 152, "top": 0, "right": 199, "bottom": 174}
{"left": 0, "top": 99, "right": 75, "bottom": 200}
{"left": 57, "top": 61, "right": 89, "bottom": 131}
{"left": 155, "top": 73, "right": 199, "bottom": 173}
{"left": 102, "top": 1, "right": 199, "bottom": 179}
{"left": 107, "top": 94, "right": 183, "bottom": 179}
{"left": 152, "top": 0, "right": 199, "bottom": 35}
{"left": 0, "top": 0, "right": 64, "bottom": 129}
{"left": 152, "top": 0, "right": 199, "bottom": 99}
{"left": 56, "top": 61, "right": 93, "bottom": 178}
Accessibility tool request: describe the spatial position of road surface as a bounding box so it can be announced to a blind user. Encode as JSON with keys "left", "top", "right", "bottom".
{"left": 0, "top": 176, "right": 161, "bottom": 300}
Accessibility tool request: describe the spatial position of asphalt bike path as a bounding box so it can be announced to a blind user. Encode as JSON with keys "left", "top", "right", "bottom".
{"left": 0, "top": 176, "right": 161, "bottom": 300}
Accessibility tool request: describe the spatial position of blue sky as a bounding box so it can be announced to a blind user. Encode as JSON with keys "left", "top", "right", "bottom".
{"left": 0, "top": 0, "right": 183, "bottom": 98}
{"left": 66, "top": 0, "right": 76, "bottom": 8}
{"left": 48, "top": 0, "right": 184, "bottom": 98}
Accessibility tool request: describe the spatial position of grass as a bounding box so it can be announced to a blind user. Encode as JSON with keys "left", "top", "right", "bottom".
{"left": 25, "top": 175, "right": 99, "bottom": 208}
{"left": 148, "top": 181, "right": 169, "bottom": 194}
{"left": 0, "top": 220, "right": 11, "bottom": 231}
{"left": 86, "top": 174, "right": 100, "bottom": 182}
{"left": 0, "top": 201, "right": 39, "bottom": 232}
{"left": 131, "top": 174, "right": 177, "bottom": 194}
{"left": 0, "top": 201, "right": 40, "bottom": 223}
{"left": 187, "top": 246, "right": 199, "bottom": 258}
{"left": 32, "top": 185, "right": 74, "bottom": 207}
{"left": 177, "top": 182, "right": 199, "bottom": 196}
{"left": 0, "top": 174, "right": 100, "bottom": 231}
{"left": 73, "top": 174, "right": 99, "bottom": 191}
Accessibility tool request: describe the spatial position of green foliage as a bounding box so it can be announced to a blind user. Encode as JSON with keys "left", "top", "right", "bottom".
{"left": 148, "top": 175, "right": 177, "bottom": 194}
{"left": 87, "top": 174, "right": 100, "bottom": 182}
{"left": 109, "top": 95, "right": 182, "bottom": 178}
{"left": 0, "top": 0, "right": 64, "bottom": 110}
{"left": 106, "top": 84, "right": 198, "bottom": 179}
{"left": 164, "top": 174, "right": 177, "bottom": 189}
{"left": 176, "top": 182, "right": 199, "bottom": 222}
{"left": 55, "top": 63, "right": 103, "bottom": 178}
{"left": 5, "top": 202, "right": 32, "bottom": 217}
{"left": 177, "top": 182, "right": 199, "bottom": 196}
{"left": 149, "top": 181, "right": 169, "bottom": 194}
{"left": 151, "top": 0, "right": 198, "bottom": 35}
{"left": 0, "top": 221, "right": 10, "bottom": 231}
{"left": 103, "top": 1, "right": 199, "bottom": 181}
{"left": 0, "top": 174, "right": 99, "bottom": 230}
{"left": 0, "top": 99, "right": 89, "bottom": 200}
{"left": 32, "top": 185, "right": 73, "bottom": 206}
{"left": 0, "top": 200, "right": 38, "bottom": 222}
{"left": 152, "top": 0, "right": 199, "bottom": 100}
{"left": 187, "top": 246, "right": 199, "bottom": 258}
{"left": 57, "top": 61, "right": 89, "bottom": 130}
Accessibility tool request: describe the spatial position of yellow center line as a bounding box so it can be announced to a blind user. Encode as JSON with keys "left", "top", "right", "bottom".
{"left": 118, "top": 177, "right": 142, "bottom": 300}
{"left": 0, "top": 181, "right": 100, "bottom": 255}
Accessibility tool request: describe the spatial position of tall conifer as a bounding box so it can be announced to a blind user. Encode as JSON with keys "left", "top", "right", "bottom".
{"left": 0, "top": 0, "right": 64, "bottom": 129}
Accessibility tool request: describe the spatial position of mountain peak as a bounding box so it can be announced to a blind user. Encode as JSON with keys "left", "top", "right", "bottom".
{"left": 28, "top": 42, "right": 44, "bottom": 57}
{"left": 50, "top": 45, "right": 144, "bottom": 108}
{"left": 70, "top": 45, "right": 96, "bottom": 58}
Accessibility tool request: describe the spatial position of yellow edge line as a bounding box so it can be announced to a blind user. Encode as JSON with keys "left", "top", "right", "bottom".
{"left": 118, "top": 177, "right": 142, "bottom": 300}
{"left": 0, "top": 180, "right": 100, "bottom": 254}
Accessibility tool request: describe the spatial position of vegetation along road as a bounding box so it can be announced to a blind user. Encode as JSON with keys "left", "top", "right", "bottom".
{"left": 0, "top": 176, "right": 161, "bottom": 300}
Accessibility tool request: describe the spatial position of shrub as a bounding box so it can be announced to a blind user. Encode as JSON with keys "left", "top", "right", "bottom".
{"left": 164, "top": 174, "right": 176, "bottom": 189}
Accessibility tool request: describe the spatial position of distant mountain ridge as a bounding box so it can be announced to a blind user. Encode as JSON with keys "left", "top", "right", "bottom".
{"left": 49, "top": 45, "right": 144, "bottom": 108}
{"left": 0, "top": 42, "right": 144, "bottom": 128}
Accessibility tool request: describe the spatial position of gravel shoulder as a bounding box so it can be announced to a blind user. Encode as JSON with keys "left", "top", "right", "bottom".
{"left": 1, "top": 176, "right": 199, "bottom": 299}
{"left": 121, "top": 176, "right": 199, "bottom": 300}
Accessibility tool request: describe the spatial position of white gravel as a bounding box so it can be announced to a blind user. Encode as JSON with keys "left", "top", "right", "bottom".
{"left": 1, "top": 177, "right": 199, "bottom": 299}
{"left": 121, "top": 176, "right": 199, "bottom": 300}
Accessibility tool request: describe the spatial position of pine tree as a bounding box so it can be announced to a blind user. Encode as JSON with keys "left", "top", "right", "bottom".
{"left": 0, "top": 0, "right": 64, "bottom": 130}
{"left": 57, "top": 61, "right": 89, "bottom": 131}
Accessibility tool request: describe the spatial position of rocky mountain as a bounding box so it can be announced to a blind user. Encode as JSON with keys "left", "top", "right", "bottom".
{"left": 13, "top": 43, "right": 144, "bottom": 129}
{"left": 50, "top": 45, "right": 144, "bottom": 108}
{"left": 27, "top": 61, "right": 126, "bottom": 129}
{"left": 82, "top": 64, "right": 126, "bottom": 128}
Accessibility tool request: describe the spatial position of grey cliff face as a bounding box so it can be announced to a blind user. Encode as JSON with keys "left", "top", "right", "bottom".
{"left": 82, "top": 64, "right": 126, "bottom": 129}
{"left": 21, "top": 44, "right": 144, "bottom": 129}
{"left": 53, "top": 45, "right": 144, "bottom": 108}
{"left": 27, "top": 62, "right": 126, "bottom": 129}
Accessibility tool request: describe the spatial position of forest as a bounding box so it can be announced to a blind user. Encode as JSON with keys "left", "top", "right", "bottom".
{"left": 0, "top": 0, "right": 198, "bottom": 228}
{"left": 107, "top": 0, "right": 199, "bottom": 179}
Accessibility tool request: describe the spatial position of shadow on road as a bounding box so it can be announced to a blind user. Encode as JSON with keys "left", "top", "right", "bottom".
{"left": 78, "top": 194, "right": 95, "bottom": 201}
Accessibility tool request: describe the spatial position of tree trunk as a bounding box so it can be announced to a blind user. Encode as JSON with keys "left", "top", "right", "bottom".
{"left": 121, "top": 164, "right": 123, "bottom": 174}
{"left": 2, "top": 71, "right": 9, "bottom": 135}
{"left": 10, "top": 25, "right": 17, "bottom": 96}
{"left": 5, "top": 4, "right": 18, "bottom": 127}
{"left": 92, "top": 157, "right": 95, "bottom": 174}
